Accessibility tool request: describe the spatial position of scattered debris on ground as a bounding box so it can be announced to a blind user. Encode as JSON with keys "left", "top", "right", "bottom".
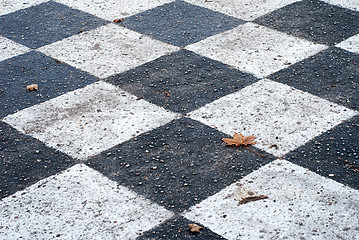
{"left": 188, "top": 223, "right": 203, "bottom": 233}
{"left": 268, "top": 144, "right": 278, "bottom": 149}
{"left": 113, "top": 18, "right": 123, "bottom": 23}
{"left": 234, "top": 183, "right": 268, "bottom": 205}
{"left": 26, "top": 84, "right": 38, "bottom": 91}
{"left": 238, "top": 195, "right": 269, "bottom": 205}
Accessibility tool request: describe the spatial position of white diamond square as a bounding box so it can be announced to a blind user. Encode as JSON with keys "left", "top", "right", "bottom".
{"left": 336, "top": 33, "right": 359, "bottom": 54}
{"left": 55, "top": 0, "right": 173, "bottom": 21}
{"left": 0, "top": 164, "right": 174, "bottom": 239}
{"left": 38, "top": 24, "right": 179, "bottom": 79}
{"left": 322, "top": 0, "right": 359, "bottom": 12}
{"left": 183, "top": 160, "right": 359, "bottom": 240}
{"left": 187, "top": 79, "right": 357, "bottom": 157}
{"left": 186, "top": 23, "right": 327, "bottom": 78}
{"left": 184, "top": 0, "right": 299, "bottom": 21}
{"left": 0, "top": 36, "right": 30, "bottom": 62}
{"left": 0, "top": 0, "right": 48, "bottom": 15}
{"left": 3, "top": 81, "right": 179, "bottom": 159}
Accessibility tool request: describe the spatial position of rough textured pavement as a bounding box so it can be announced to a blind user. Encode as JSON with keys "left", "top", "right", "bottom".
{"left": 1, "top": 0, "right": 359, "bottom": 239}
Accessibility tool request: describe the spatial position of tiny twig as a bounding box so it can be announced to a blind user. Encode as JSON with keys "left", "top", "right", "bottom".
{"left": 238, "top": 195, "right": 268, "bottom": 205}
{"left": 243, "top": 146, "right": 265, "bottom": 157}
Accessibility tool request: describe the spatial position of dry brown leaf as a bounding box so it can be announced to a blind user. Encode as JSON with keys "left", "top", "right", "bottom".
{"left": 188, "top": 224, "right": 203, "bottom": 233}
{"left": 223, "top": 133, "right": 265, "bottom": 157}
{"left": 26, "top": 84, "right": 38, "bottom": 91}
{"left": 223, "top": 132, "right": 256, "bottom": 147}
{"left": 113, "top": 18, "right": 123, "bottom": 23}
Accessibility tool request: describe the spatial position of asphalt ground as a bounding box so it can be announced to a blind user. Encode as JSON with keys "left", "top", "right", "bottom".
{"left": 1, "top": 0, "right": 359, "bottom": 239}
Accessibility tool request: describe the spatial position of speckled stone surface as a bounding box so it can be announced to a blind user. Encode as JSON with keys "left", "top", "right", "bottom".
{"left": 269, "top": 47, "right": 359, "bottom": 111}
{"left": 0, "top": 36, "right": 30, "bottom": 62}
{"left": 119, "top": 0, "right": 244, "bottom": 47}
{"left": 285, "top": 115, "right": 359, "bottom": 190}
{"left": 56, "top": 0, "right": 173, "bottom": 20}
{"left": 337, "top": 33, "right": 359, "bottom": 54}
{"left": 39, "top": 23, "right": 179, "bottom": 78}
{"left": 3, "top": 81, "right": 179, "bottom": 159}
{"left": 322, "top": 0, "right": 359, "bottom": 11}
{"left": 137, "top": 215, "right": 225, "bottom": 239}
{"left": 184, "top": 0, "right": 300, "bottom": 21}
{"left": 0, "top": 0, "right": 48, "bottom": 15}
{"left": 0, "top": 121, "right": 75, "bottom": 199}
{"left": 186, "top": 22, "right": 327, "bottom": 78}
{"left": 106, "top": 49, "right": 259, "bottom": 113}
{"left": 183, "top": 160, "right": 359, "bottom": 239}
{"left": 0, "top": 164, "right": 173, "bottom": 239}
{"left": 87, "top": 117, "right": 273, "bottom": 212}
{"left": 0, "top": 51, "right": 98, "bottom": 118}
{"left": 0, "top": 1, "right": 108, "bottom": 49}
{"left": 1, "top": 0, "right": 359, "bottom": 239}
{"left": 188, "top": 79, "right": 357, "bottom": 157}
{"left": 254, "top": 0, "right": 359, "bottom": 46}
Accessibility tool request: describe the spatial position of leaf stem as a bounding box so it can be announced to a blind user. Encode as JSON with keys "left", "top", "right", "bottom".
{"left": 243, "top": 146, "right": 265, "bottom": 157}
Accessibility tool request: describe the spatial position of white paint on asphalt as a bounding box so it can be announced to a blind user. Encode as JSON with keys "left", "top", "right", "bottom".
{"left": 39, "top": 23, "right": 179, "bottom": 79}
{"left": 183, "top": 159, "right": 359, "bottom": 240}
{"left": 186, "top": 22, "right": 327, "bottom": 78}
{"left": 4, "top": 81, "right": 179, "bottom": 159}
{"left": 0, "top": 164, "right": 174, "bottom": 240}
{"left": 188, "top": 79, "right": 358, "bottom": 157}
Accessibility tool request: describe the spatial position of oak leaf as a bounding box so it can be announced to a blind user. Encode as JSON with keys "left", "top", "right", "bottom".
{"left": 222, "top": 132, "right": 256, "bottom": 147}
{"left": 223, "top": 133, "right": 265, "bottom": 157}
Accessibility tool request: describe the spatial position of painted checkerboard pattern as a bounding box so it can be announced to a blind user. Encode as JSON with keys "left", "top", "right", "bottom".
{"left": 1, "top": 0, "right": 359, "bottom": 239}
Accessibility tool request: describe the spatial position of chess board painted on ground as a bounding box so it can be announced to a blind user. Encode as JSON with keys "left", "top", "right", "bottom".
{"left": 1, "top": 0, "right": 359, "bottom": 239}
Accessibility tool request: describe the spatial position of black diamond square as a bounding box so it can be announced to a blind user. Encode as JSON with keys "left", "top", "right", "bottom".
{"left": 285, "top": 115, "right": 359, "bottom": 190}
{"left": 0, "top": 121, "right": 76, "bottom": 199}
{"left": 106, "top": 49, "right": 259, "bottom": 113}
{"left": 87, "top": 118, "right": 274, "bottom": 212}
{"left": 269, "top": 47, "right": 359, "bottom": 111}
{"left": 0, "top": 1, "right": 108, "bottom": 49}
{"left": 0, "top": 51, "right": 98, "bottom": 119}
{"left": 118, "top": 0, "right": 244, "bottom": 47}
{"left": 254, "top": 0, "right": 359, "bottom": 46}
{"left": 138, "top": 215, "right": 225, "bottom": 239}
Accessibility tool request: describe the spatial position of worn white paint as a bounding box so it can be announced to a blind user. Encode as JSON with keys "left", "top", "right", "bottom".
{"left": 0, "top": 0, "right": 48, "bottom": 15}
{"left": 322, "top": 0, "right": 359, "bottom": 11}
{"left": 183, "top": 159, "right": 359, "bottom": 240}
{"left": 0, "top": 164, "right": 174, "bottom": 239}
{"left": 55, "top": 0, "right": 174, "bottom": 20}
{"left": 337, "top": 33, "right": 359, "bottom": 54}
{"left": 186, "top": 22, "right": 327, "bottom": 78}
{"left": 187, "top": 79, "right": 358, "bottom": 157}
{"left": 0, "top": 36, "right": 30, "bottom": 61}
{"left": 38, "top": 23, "right": 179, "bottom": 79}
{"left": 3, "top": 81, "right": 179, "bottom": 159}
{"left": 184, "top": 0, "right": 299, "bottom": 21}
